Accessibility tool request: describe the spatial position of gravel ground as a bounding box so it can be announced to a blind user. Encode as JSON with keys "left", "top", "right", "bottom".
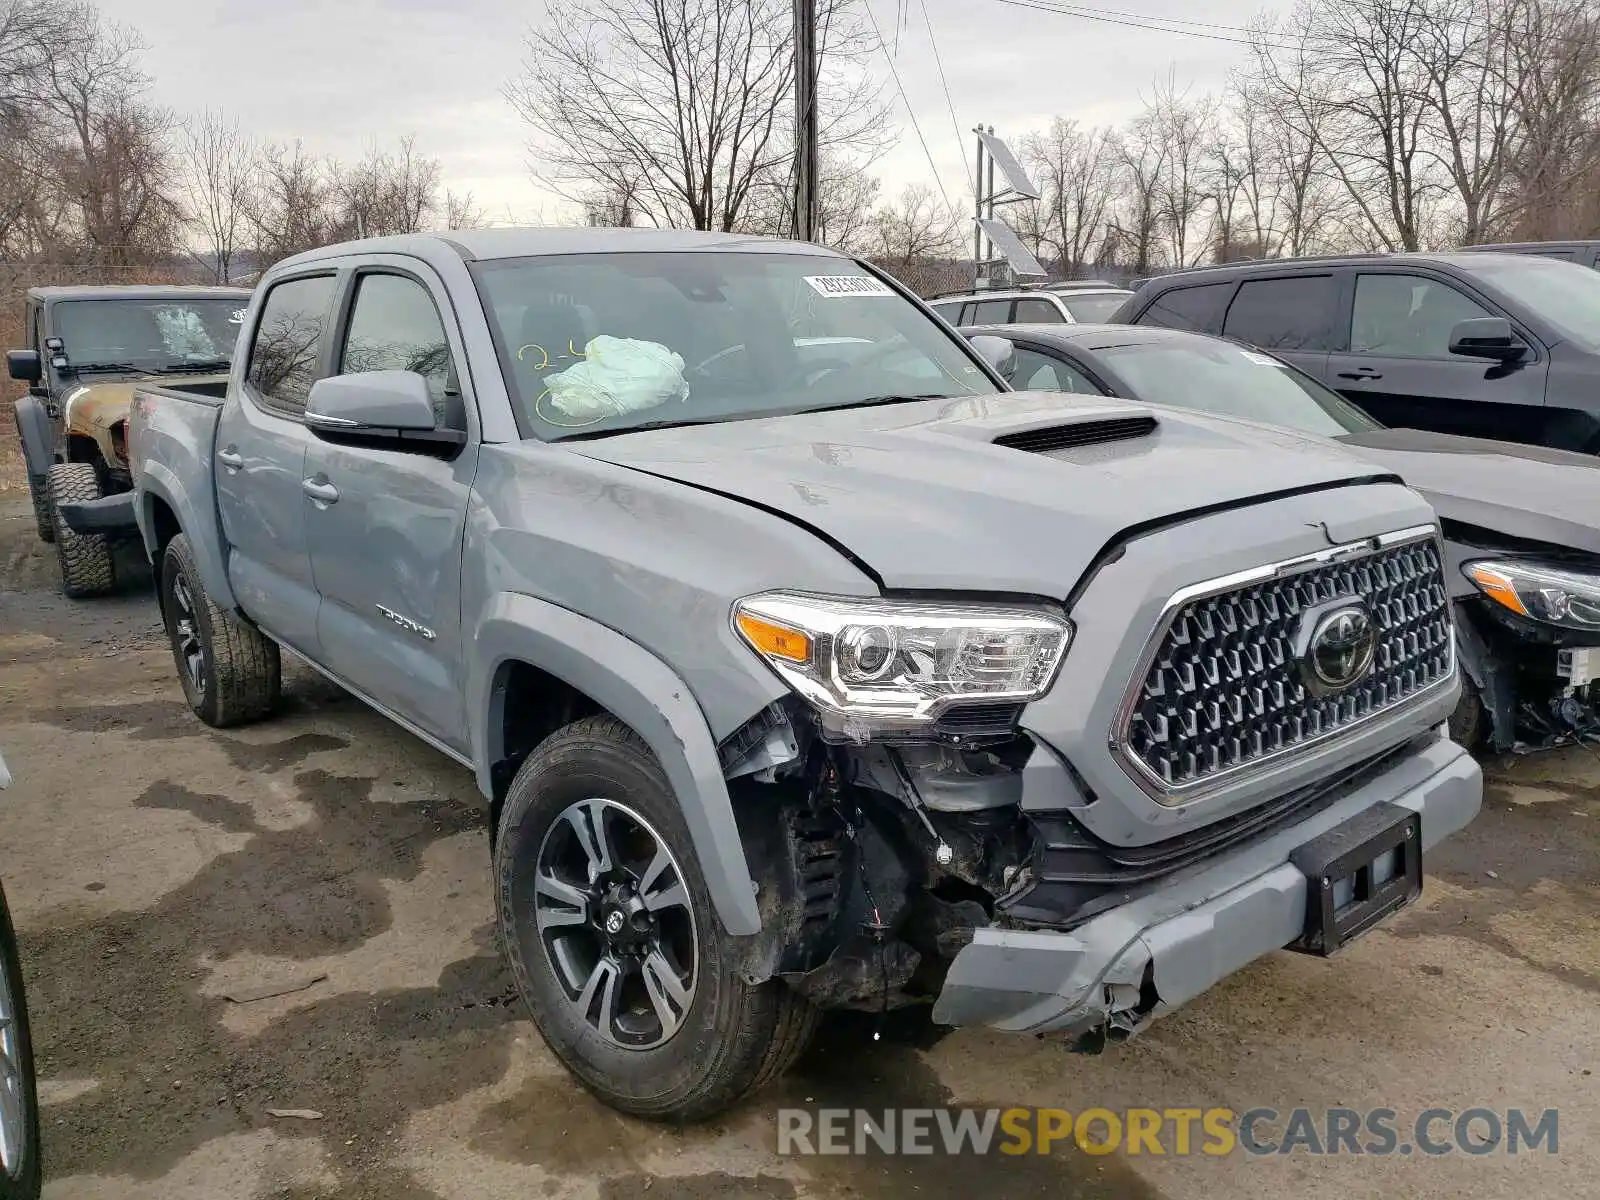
{"left": 0, "top": 493, "right": 1594, "bottom": 1200}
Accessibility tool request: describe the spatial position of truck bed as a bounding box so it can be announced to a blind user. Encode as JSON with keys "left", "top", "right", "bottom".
{"left": 127, "top": 379, "right": 228, "bottom": 602}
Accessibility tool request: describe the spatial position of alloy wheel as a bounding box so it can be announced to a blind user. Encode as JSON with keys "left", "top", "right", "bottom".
{"left": 533, "top": 798, "right": 698, "bottom": 1050}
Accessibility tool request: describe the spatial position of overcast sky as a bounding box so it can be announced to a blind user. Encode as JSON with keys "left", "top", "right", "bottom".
{"left": 103, "top": 0, "right": 1266, "bottom": 225}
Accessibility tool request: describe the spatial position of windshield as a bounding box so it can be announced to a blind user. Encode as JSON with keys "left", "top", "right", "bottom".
{"left": 1097, "top": 337, "right": 1382, "bottom": 437}
{"left": 1058, "top": 292, "right": 1132, "bottom": 322}
{"left": 472, "top": 251, "right": 998, "bottom": 439}
{"left": 1463, "top": 254, "right": 1600, "bottom": 351}
{"left": 51, "top": 297, "right": 246, "bottom": 373}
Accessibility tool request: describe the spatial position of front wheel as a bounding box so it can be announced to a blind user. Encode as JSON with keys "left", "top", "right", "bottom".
{"left": 494, "top": 716, "right": 817, "bottom": 1120}
{"left": 159, "top": 533, "right": 281, "bottom": 728}
{"left": 0, "top": 883, "right": 42, "bottom": 1200}
{"left": 46, "top": 463, "right": 113, "bottom": 597}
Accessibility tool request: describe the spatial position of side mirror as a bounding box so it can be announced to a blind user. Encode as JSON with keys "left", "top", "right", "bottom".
{"left": 304, "top": 370, "right": 439, "bottom": 437}
{"left": 969, "top": 334, "right": 1017, "bottom": 383}
{"left": 7, "top": 350, "right": 41, "bottom": 383}
{"left": 1449, "top": 317, "right": 1526, "bottom": 362}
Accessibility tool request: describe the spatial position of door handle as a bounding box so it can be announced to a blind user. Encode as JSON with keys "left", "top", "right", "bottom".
{"left": 217, "top": 446, "right": 243, "bottom": 470}
{"left": 1336, "top": 368, "right": 1383, "bottom": 380}
{"left": 301, "top": 477, "right": 340, "bottom": 505}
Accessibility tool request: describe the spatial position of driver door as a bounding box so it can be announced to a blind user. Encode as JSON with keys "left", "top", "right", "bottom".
{"left": 1325, "top": 270, "right": 1548, "bottom": 442}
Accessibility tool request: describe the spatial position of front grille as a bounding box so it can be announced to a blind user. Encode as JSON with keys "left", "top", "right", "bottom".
{"left": 1118, "top": 532, "right": 1452, "bottom": 796}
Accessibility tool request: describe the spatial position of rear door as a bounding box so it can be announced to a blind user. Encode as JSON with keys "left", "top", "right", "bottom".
{"left": 1324, "top": 268, "right": 1548, "bottom": 441}
{"left": 302, "top": 262, "right": 478, "bottom": 751}
{"left": 215, "top": 272, "right": 339, "bottom": 652}
{"left": 1218, "top": 273, "right": 1339, "bottom": 382}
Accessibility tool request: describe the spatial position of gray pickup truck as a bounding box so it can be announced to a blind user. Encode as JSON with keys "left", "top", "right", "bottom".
{"left": 127, "top": 228, "right": 1482, "bottom": 1121}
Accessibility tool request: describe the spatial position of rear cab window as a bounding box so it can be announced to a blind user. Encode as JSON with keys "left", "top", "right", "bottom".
{"left": 246, "top": 275, "right": 338, "bottom": 418}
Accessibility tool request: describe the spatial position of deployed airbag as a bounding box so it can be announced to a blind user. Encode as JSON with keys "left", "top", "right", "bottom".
{"left": 542, "top": 335, "right": 690, "bottom": 423}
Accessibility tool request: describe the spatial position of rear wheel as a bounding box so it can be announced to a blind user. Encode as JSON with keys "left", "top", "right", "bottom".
{"left": 0, "top": 882, "right": 42, "bottom": 1200}
{"left": 46, "top": 462, "right": 114, "bottom": 597}
{"left": 494, "top": 716, "right": 817, "bottom": 1120}
{"left": 159, "top": 532, "right": 281, "bottom": 728}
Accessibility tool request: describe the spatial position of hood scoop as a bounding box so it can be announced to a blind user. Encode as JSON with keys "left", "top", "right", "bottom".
{"left": 993, "top": 414, "right": 1157, "bottom": 455}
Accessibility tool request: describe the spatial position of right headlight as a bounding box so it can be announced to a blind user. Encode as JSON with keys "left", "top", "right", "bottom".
{"left": 732, "top": 591, "right": 1072, "bottom": 741}
{"left": 1463, "top": 559, "right": 1600, "bottom": 632}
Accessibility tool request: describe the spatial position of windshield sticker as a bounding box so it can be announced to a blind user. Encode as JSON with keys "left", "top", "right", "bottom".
{"left": 1240, "top": 349, "right": 1285, "bottom": 367}
{"left": 229, "top": 308, "right": 246, "bottom": 324}
{"left": 803, "top": 275, "right": 896, "bottom": 299}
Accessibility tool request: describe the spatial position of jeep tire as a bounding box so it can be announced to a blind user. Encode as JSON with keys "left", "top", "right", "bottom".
{"left": 46, "top": 462, "right": 113, "bottom": 597}
{"left": 494, "top": 716, "right": 818, "bottom": 1120}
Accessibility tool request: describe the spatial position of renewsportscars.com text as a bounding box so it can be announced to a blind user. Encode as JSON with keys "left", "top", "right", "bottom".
{"left": 776, "top": 1106, "right": 1560, "bottom": 1157}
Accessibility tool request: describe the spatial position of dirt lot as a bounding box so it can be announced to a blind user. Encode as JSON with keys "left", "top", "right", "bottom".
{"left": 0, "top": 493, "right": 1595, "bottom": 1200}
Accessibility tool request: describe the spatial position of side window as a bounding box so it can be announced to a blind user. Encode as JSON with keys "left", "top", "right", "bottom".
{"left": 338, "top": 273, "right": 456, "bottom": 419}
{"left": 246, "top": 275, "right": 337, "bottom": 417}
{"left": 1350, "top": 274, "right": 1492, "bottom": 358}
{"left": 1013, "top": 298, "right": 1066, "bottom": 324}
{"left": 957, "top": 302, "right": 976, "bottom": 323}
{"left": 1011, "top": 347, "right": 1102, "bottom": 394}
{"left": 1136, "top": 282, "right": 1234, "bottom": 333}
{"left": 27, "top": 304, "right": 40, "bottom": 350}
{"left": 1222, "top": 276, "right": 1337, "bottom": 350}
{"left": 971, "top": 299, "right": 1013, "bottom": 324}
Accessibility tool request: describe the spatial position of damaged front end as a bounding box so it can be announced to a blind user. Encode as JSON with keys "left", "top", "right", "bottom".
{"left": 1448, "top": 530, "right": 1600, "bottom": 753}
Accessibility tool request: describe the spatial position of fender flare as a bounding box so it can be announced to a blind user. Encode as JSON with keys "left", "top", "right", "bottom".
{"left": 134, "top": 464, "right": 239, "bottom": 612}
{"left": 471, "top": 592, "right": 761, "bottom": 936}
{"left": 11, "top": 395, "right": 53, "bottom": 482}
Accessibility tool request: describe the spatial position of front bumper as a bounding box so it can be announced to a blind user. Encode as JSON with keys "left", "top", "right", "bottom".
{"left": 57, "top": 490, "right": 137, "bottom": 535}
{"left": 932, "top": 731, "right": 1481, "bottom": 1032}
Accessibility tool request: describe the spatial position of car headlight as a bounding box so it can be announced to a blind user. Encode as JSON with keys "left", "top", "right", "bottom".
{"left": 1463, "top": 559, "right": 1600, "bottom": 631}
{"left": 733, "top": 592, "right": 1072, "bottom": 741}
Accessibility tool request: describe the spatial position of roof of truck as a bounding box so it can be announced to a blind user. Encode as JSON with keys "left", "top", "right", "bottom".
{"left": 275, "top": 227, "right": 849, "bottom": 269}
{"left": 27, "top": 284, "right": 252, "bottom": 302}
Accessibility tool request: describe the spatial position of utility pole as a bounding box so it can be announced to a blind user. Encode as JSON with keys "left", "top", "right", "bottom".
{"left": 793, "top": 0, "right": 819, "bottom": 241}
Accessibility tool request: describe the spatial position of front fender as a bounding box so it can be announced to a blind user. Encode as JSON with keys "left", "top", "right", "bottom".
{"left": 135, "top": 463, "right": 238, "bottom": 613}
{"left": 471, "top": 593, "right": 761, "bottom": 936}
{"left": 12, "top": 395, "right": 54, "bottom": 481}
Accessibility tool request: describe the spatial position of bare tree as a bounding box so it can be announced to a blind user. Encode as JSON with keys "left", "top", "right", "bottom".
{"left": 442, "top": 189, "right": 488, "bottom": 231}
{"left": 505, "top": 0, "right": 889, "bottom": 232}
{"left": 867, "top": 183, "right": 958, "bottom": 270}
{"left": 332, "top": 135, "right": 441, "bottom": 237}
{"left": 242, "top": 139, "right": 334, "bottom": 264}
{"left": 1021, "top": 118, "right": 1118, "bottom": 276}
{"left": 1105, "top": 121, "right": 1167, "bottom": 274}
{"left": 22, "top": 5, "right": 180, "bottom": 263}
{"left": 1145, "top": 75, "right": 1216, "bottom": 266}
{"left": 179, "top": 107, "right": 252, "bottom": 281}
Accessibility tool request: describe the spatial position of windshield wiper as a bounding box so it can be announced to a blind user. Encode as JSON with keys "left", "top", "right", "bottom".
{"left": 157, "top": 359, "right": 232, "bottom": 374}
{"left": 67, "top": 361, "right": 141, "bottom": 375}
{"left": 553, "top": 416, "right": 728, "bottom": 442}
{"left": 788, "top": 392, "right": 959, "bottom": 415}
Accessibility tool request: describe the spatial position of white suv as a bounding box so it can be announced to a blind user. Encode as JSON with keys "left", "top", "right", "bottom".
{"left": 927, "top": 280, "right": 1134, "bottom": 327}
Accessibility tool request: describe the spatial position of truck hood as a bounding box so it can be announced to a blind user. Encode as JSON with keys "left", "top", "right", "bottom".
{"left": 570, "top": 392, "right": 1399, "bottom": 594}
{"left": 1335, "top": 427, "right": 1600, "bottom": 556}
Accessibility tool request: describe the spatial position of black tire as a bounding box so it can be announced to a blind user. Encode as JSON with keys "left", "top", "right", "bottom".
{"left": 9, "top": 410, "right": 50, "bottom": 545}
{"left": 494, "top": 715, "right": 818, "bottom": 1121}
{"left": 0, "top": 882, "right": 43, "bottom": 1200}
{"left": 159, "top": 532, "right": 281, "bottom": 728}
{"left": 1449, "top": 674, "right": 1486, "bottom": 752}
{"left": 46, "top": 463, "right": 113, "bottom": 598}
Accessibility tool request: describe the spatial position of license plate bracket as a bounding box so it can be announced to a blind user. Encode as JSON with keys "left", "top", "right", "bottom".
{"left": 1287, "top": 801, "right": 1422, "bottom": 956}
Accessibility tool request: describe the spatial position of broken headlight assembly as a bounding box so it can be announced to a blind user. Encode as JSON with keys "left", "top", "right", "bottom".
{"left": 1463, "top": 559, "right": 1600, "bottom": 632}
{"left": 732, "top": 591, "right": 1072, "bottom": 742}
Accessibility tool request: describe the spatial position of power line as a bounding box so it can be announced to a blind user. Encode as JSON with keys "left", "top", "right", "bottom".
{"left": 992, "top": 0, "right": 1310, "bottom": 52}
{"left": 917, "top": 0, "right": 975, "bottom": 197}
{"left": 994, "top": 0, "right": 1600, "bottom": 56}
{"left": 864, "top": 0, "right": 962, "bottom": 225}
